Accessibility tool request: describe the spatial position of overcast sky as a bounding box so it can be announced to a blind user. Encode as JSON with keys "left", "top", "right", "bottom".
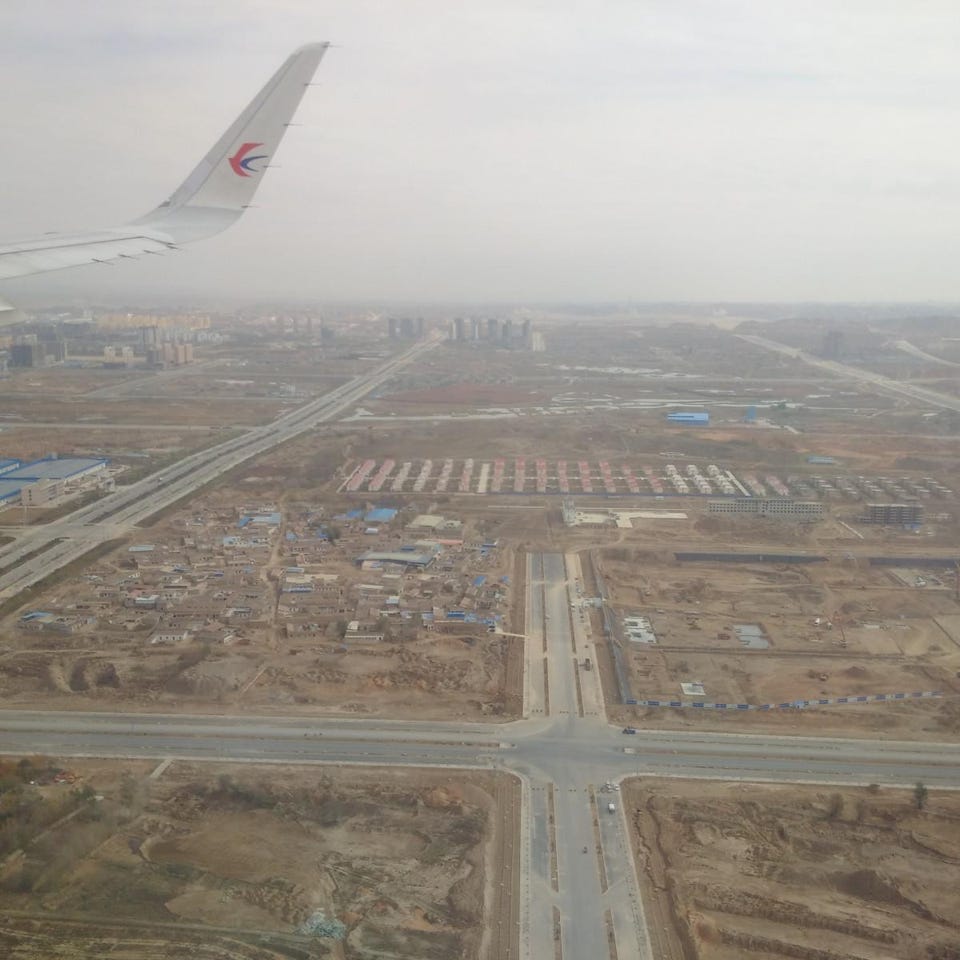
{"left": 4, "top": 1, "right": 960, "bottom": 305}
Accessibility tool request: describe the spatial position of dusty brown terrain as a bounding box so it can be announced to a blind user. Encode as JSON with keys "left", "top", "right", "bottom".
{"left": 2, "top": 317, "right": 959, "bottom": 743}
{"left": 0, "top": 757, "right": 519, "bottom": 960}
{"left": 591, "top": 542, "right": 960, "bottom": 740}
{"left": 624, "top": 778, "right": 960, "bottom": 960}
{"left": 0, "top": 460, "right": 522, "bottom": 722}
{"left": 384, "top": 383, "right": 551, "bottom": 405}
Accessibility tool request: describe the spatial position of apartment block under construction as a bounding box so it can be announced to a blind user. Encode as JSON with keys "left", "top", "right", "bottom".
{"left": 707, "top": 498, "right": 824, "bottom": 521}
{"left": 861, "top": 503, "right": 924, "bottom": 525}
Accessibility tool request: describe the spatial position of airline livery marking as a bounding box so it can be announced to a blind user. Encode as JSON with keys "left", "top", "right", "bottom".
{"left": 228, "top": 141, "right": 268, "bottom": 177}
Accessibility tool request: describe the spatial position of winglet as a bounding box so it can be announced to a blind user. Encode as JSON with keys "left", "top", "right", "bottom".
{"left": 135, "top": 42, "right": 329, "bottom": 242}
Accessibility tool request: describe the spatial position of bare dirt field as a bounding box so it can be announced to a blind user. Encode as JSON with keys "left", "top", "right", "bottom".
{"left": 0, "top": 395, "right": 285, "bottom": 428}
{"left": 0, "top": 757, "right": 519, "bottom": 960}
{"left": 0, "top": 633, "right": 520, "bottom": 721}
{"left": 384, "top": 383, "right": 551, "bottom": 406}
{"left": 624, "top": 778, "right": 960, "bottom": 960}
{"left": 591, "top": 536, "right": 960, "bottom": 740}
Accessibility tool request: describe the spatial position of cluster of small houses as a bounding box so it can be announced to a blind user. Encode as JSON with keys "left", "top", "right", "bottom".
{"left": 18, "top": 504, "right": 508, "bottom": 647}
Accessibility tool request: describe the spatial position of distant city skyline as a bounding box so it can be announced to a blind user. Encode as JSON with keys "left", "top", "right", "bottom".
{"left": 5, "top": 2, "right": 960, "bottom": 303}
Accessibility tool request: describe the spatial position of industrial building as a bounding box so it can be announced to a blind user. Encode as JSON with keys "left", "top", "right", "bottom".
{"left": 2, "top": 457, "right": 107, "bottom": 482}
{"left": 0, "top": 456, "right": 109, "bottom": 508}
{"left": 0, "top": 481, "right": 24, "bottom": 504}
{"left": 666, "top": 411, "right": 710, "bottom": 425}
{"left": 707, "top": 498, "right": 824, "bottom": 520}
{"left": 861, "top": 503, "right": 923, "bottom": 525}
{"left": 20, "top": 479, "right": 63, "bottom": 507}
{"left": 356, "top": 547, "right": 438, "bottom": 568}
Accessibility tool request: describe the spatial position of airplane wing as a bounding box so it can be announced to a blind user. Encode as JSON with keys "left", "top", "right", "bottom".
{"left": 0, "top": 42, "right": 328, "bottom": 311}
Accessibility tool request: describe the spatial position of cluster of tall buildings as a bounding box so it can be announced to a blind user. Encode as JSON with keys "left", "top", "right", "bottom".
{"left": 387, "top": 316, "right": 425, "bottom": 339}
{"left": 274, "top": 315, "right": 319, "bottom": 336}
{"left": 141, "top": 326, "right": 195, "bottom": 366}
{"left": 9, "top": 334, "right": 68, "bottom": 368}
{"left": 450, "top": 316, "right": 532, "bottom": 347}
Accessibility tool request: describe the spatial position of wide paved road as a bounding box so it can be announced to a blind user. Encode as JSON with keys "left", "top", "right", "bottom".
{"left": 738, "top": 331, "right": 960, "bottom": 413}
{"left": 0, "top": 333, "right": 441, "bottom": 600}
{"left": 2, "top": 549, "right": 960, "bottom": 959}
{"left": 1, "top": 709, "right": 957, "bottom": 785}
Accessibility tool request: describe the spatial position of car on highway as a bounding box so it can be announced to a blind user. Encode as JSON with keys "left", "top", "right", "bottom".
{"left": 621, "top": 727, "right": 637, "bottom": 734}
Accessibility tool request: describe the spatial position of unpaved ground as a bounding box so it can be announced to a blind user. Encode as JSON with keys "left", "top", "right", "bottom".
{"left": 624, "top": 778, "right": 960, "bottom": 960}
{"left": 592, "top": 546, "right": 960, "bottom": 740}
{"left": 0, "top": 634, "right": 519, "bottom": 722}
{"left": 0, "top": 758, "right": 519, "bottom": 960}
{"left": 384, "top": 383, "right": 551, "bottom": 405}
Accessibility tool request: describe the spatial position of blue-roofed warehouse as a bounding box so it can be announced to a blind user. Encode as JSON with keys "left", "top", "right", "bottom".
{"left": 0, "top": 459, "right": 21, "bottom": 476}
{"left": 0, "top": 481, "right": 23, "bottom": 503}
{"left": 666, "top": 412, "right": 709, "bottom": 425}
{"left": 2, "top": 456, "right": 108, "bottom": 481}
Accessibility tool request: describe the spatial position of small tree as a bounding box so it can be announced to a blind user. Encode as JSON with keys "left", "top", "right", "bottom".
{"left": 914, "top": 782, "right": 928, "bottom": 811}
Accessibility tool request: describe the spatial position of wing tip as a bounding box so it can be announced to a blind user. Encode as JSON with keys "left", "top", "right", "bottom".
{"left": 292, "top": 41, "right": 331, "bottom": 57}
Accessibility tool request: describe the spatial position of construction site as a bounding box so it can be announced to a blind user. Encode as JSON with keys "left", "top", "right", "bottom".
{"left": 0, "top": 307, "right": 959, "bottom": 958}
{"left": 625, "top": 777, "right": 960, "bottom": 960}
{"left": 0, "top": 756, "right": 519, "bottom": 960}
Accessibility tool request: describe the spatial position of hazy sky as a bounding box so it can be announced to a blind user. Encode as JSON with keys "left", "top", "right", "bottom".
{"left": 4, "top": 1, "right": 960, "bottom": 304}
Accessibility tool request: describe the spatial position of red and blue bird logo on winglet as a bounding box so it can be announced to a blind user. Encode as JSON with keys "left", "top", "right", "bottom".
{"left": 228, "top": 142, "right": 268, "bottom": 177}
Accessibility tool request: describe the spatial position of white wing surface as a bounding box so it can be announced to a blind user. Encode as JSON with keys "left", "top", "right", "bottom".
{"left": 0, "top": 43, "right": 328, "bottom": 299}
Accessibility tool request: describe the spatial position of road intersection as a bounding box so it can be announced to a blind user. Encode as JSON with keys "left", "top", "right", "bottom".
{"left": 2, "top": 551, "right": 960, "bottom": 958}
{"left": 0, "top": 339, "right": 958, "bottom": 955}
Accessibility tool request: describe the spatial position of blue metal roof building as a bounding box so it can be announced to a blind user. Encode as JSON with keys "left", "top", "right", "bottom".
{"left": 0, "top": 481, "right": 23, "bottom": 502}
{"left": 365, "top": 507, "right": 397, "bottom": 523}
{"left": 667, "top": 412, "right": 710, "bottom": 425}
{"left": 3, "top": 456, "right": 108, "bottom": 481}
{"left": 0, "top": 459, "right": 21, "bottom": 476}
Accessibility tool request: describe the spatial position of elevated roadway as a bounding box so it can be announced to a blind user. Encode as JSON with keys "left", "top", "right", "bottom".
{"left": 0, "top": 333, "right": 441, "bottom": 601}
{"left": 738, "top": 332, "right": 960, "bottom": 413}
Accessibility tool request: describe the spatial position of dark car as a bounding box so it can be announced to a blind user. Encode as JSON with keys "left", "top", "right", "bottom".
{"left": 621, "top": 727, "right": 637, "bottom": 734}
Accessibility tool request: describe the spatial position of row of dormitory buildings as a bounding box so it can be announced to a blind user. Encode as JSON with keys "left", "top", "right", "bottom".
{"left": 707, "top": 497, "right": 925, "bottom": 525}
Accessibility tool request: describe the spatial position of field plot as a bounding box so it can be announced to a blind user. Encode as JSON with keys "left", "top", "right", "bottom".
{"left": 596, "top": 549, "right": 960, "bottom": 738}
{"left": 0, "top": 393, "right": 285, "bottom": 429}
{"left": 624, "top": 778, "right": 960, "bottom": 960}
{"left": 0, "top": 757, "right": 516, "bottom": 959}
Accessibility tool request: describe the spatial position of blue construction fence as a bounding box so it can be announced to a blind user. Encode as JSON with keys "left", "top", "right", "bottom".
{"left": 626, "top": 690, "right": 943, "bottom": 710}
